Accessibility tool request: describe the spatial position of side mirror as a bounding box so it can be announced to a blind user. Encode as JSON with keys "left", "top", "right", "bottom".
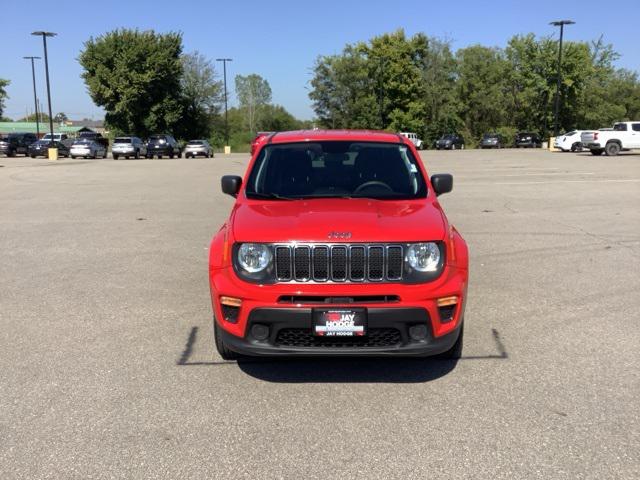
{"left": 431, "top": 174, "right": 453, "bottom": 196}
{"left": 221, "top": 175, "right": 242, "bottom": 197}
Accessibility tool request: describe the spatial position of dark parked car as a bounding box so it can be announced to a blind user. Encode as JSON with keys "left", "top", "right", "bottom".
{"left": 435, "top": 134, "right": 465, "bottom": 150}
{"left": 146, "top": 134, "right": 182, "bottom": 158}
{"left": 28, "top": 140, "right": 70, "bottom": 158}
{"left": 515, "top": 132, "right": 542, "bottom": 148}
{"left": 0, "top": 133, "right": 38, "bottom": 156}
{"left": 480, "top": 133, "right": 504, "bottom": 149}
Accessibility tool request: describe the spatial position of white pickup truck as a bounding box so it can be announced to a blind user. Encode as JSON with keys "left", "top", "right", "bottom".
{"left": 581, "top": 121, "right": 640, "bottom": 156}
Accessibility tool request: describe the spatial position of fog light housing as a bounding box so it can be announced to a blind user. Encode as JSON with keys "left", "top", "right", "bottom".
{"left": 251, "top": 323, "right": 270, "bottom": 341}
{"left": 220, "top": 296, "right": 241, "bottom": 323}
{"left": 408, "top": 324, "right": 428, "bottom": 341}
{"left": 437, "top": 296, "right": 458, "bottom": 323}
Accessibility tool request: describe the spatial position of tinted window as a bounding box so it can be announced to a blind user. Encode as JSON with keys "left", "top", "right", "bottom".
{"left": 246, "top": 141, "right": 426, "bottom": 200}
{"left": 632, "top": 124, "right": 640, "bottom": 132}
{"left": 114, "top": 138, "right": 132, "bottom": 143}
{"left": 613, "top": 123, "right": 627, "bottom": 131}
{"left": 188, "top": 141, "right": 204, "bottom": 145}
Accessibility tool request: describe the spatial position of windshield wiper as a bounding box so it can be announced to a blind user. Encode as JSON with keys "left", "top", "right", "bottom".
{"left": 246, "top": 192, "right": 296, "bottom": 200}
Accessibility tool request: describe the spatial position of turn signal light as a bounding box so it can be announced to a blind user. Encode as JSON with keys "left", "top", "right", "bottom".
{"left": 220, "top": 296, "right": 242, "bottom": 307}
{"left": 437, "top": 296, "right": 458, "bottom": 307}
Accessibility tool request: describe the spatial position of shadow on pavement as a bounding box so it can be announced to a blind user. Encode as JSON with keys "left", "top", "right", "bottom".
{"left": 177, "top": 326, "right": 508, "bottom": 383}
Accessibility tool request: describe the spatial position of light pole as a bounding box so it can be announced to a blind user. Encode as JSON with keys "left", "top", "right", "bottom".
{"left": 216, "top": 58, "right": 232, "bottom": 148}
{"left": 23, "top": 56, "right": 41, "bottom": 137}
{"left": 31, "top": 31, "right": 57, "bottom": 146}
{"left": 550, "top": 20, "right": 575, "bottom": 137}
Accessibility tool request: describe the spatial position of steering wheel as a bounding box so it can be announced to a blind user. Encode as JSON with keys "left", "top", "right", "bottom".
{"left": 353, "top": 181, "right": 393, "bottom": 194}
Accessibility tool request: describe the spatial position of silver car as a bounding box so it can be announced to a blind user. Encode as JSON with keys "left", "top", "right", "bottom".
{"left": 70, "top": 139, "right": 107, "bottom": 159}
{"left": 112, "top": 136, "right": 147, "bottom": 159}
{"left": 184, "top": 140, "right": 213, "bottom": 158}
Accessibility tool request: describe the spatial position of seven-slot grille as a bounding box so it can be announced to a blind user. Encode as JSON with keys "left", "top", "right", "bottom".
{"left": 274, "top": 244, "right": 403, "bottom": 282}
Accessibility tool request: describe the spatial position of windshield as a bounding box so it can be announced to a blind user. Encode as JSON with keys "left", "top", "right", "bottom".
{"left": 483, "top": 134, "right": 498, "bottom": 139}
{"left": 245, "top": 141, "right": 427, "bottom": 200}
{"left": 73, "top": 139, "right": 93, "bottom": 145}
{"left": 442, "top": 134, "right": 455, "bottom": 140}
{"left": 188, "top": 141, "right": 204, "bottom": 145}
{"left": 114, "top": 138, "right": 132, "bottom": 143}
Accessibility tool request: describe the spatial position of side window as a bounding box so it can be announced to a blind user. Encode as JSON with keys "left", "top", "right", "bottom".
{"left": 613, "top": 123, "right": 627, "bottom": 131}
{"left": 632, "top": 124, "right": 640, "bottom": 132}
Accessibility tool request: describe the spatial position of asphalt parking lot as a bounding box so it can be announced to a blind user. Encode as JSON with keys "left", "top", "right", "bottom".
{"left": 1, "top": 149, "right": 639, "bottom": 479}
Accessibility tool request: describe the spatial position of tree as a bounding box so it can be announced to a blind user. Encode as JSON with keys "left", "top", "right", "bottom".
{"left": 54, "top": 112, "right": 68, "bottom": 123}
{"left": 79, "top": 29, "right": 183, "bottom": 137}
{"left": 235, "top": 74, "right": 272, "bottom": 134}
{"left": 177, "top": 51, "right": 223, "bottom": 139}
{"left": 0, "top": 78, "right": 9, "bottom": 119}
{"left": 309, "top": 30, "right": 461, "bottom": 144}
{"left": 456, "top": 45, "right": 510, "bottom": 143}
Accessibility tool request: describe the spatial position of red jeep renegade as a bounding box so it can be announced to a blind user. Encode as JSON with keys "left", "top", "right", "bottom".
{"left": 209, "top": 130, "right": 468, "bottom": 359}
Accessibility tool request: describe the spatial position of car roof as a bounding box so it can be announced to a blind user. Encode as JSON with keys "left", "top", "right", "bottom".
{"left": 267, "top": 129, "right": 406, "bottom": 145}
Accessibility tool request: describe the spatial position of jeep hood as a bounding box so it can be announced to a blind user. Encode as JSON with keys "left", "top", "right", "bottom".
{"left": 231, "top": 198, "right": 447, "bottom": 243}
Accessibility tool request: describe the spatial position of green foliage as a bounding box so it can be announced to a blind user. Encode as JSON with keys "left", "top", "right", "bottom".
{"left": 235, "top": 74, "right": 273, "bottom": 134}
{"left": 79, "top": 29, "right": 184, "bottom": 137}
{"left": 177, "top": 51, "right": 223, "bottom": 139}
{"left": 309, "top": 30, "right": 640, "bottom": 145}
{"left": 54, "top": 112, "right": 68, "bottom": 123}
{"left": 0, "top": 78, "right": 9, "bottom": 119}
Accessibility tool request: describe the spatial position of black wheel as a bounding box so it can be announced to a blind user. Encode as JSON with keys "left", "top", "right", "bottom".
{"left": 590, "top": 149, "right": 604, "bottom": 156}
{"left": 570, "top": 143, "right": 582, "bottom": 152}
{"left": 605, "top": 142, "right": 621, "bottom": 156}
{"left": 134, "top": 150, "right": 139, "bottom": 159}
{"left": 158, "top": 155, "right": 162, "bottom": 159}
{"left": 71, "top": 156, "right": 76, "bottom": 159}
{"left": 113, "top": 154, "right": 119, "bottom": 160}
{"left": 436, "top": 322, "right": 463, "bottom": 359}
{"left": 214, "top": 319, "right": 241, "bottom": 361}
{"left": 30, "top": 154, "right": 36, "bottom": 158}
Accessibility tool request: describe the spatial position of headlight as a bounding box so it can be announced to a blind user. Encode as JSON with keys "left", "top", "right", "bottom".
{"left": 237, "top": 243, "right": 272, "bottom": 273}
{"left": 406, "top": 242, "right": 441, "bottom": 272}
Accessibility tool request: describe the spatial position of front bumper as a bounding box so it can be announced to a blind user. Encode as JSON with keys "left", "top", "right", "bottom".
{"left": 210, "top": 263, "right": 467, "bottom": 356}
{"left": 218, "top": 307, "right": 463, "bottom": 356}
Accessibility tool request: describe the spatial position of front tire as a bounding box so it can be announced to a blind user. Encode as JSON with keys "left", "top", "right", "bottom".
{"left": 214, "top": 320, "right": 241, "bottom": 361}
{"left": 590, "top": 149, "right": 604, "bottom": 156}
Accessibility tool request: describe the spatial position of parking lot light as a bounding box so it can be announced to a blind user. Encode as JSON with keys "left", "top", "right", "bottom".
{"left": 216, "top": 58, "right": 232, "bottom": 152}
{"left": 23, "top": 56, "right": 41, "bottom": 137}
{"left": 31, "top": 31, "right": 57, "bottom": 150}
{"left": 550, "top": 20, "right": 575, "bottom": 137}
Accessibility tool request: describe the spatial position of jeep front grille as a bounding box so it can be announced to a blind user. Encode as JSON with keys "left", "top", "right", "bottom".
{"left": 274, "top": 244, "right": 404, "bottom": 283}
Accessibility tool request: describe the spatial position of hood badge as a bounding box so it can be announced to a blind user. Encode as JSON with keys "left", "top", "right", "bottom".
{"left": 328, "top": 231, "right": 352, "bottom": 240}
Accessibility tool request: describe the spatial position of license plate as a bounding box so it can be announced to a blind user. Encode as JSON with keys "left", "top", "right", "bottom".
{"left": 312, "top": 308, "right": 367, "bottom": 337}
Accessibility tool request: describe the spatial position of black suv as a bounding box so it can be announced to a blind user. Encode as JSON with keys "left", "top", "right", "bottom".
{"left": 435, "top": 134, "right": 465, "bottom": 150}
{"left": 0, "top": 133, "right": 38, "bottom": 157}
{"left": 515, "top": 132, "right": 542, "bottom": 148}
{"left": 146, "top": 134, "right": 182, "bottom": 159}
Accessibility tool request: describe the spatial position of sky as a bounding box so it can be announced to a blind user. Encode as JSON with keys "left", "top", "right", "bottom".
{"left": 2, "top": 0, "right": 639, "bottom": 121}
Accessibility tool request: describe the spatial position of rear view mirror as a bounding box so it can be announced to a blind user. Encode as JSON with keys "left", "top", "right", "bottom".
{"left": 431, "top": 174, "right": 453, "bottom": 196}
{"left": 221, "top": 175, "right": 242, "bottom": 197}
